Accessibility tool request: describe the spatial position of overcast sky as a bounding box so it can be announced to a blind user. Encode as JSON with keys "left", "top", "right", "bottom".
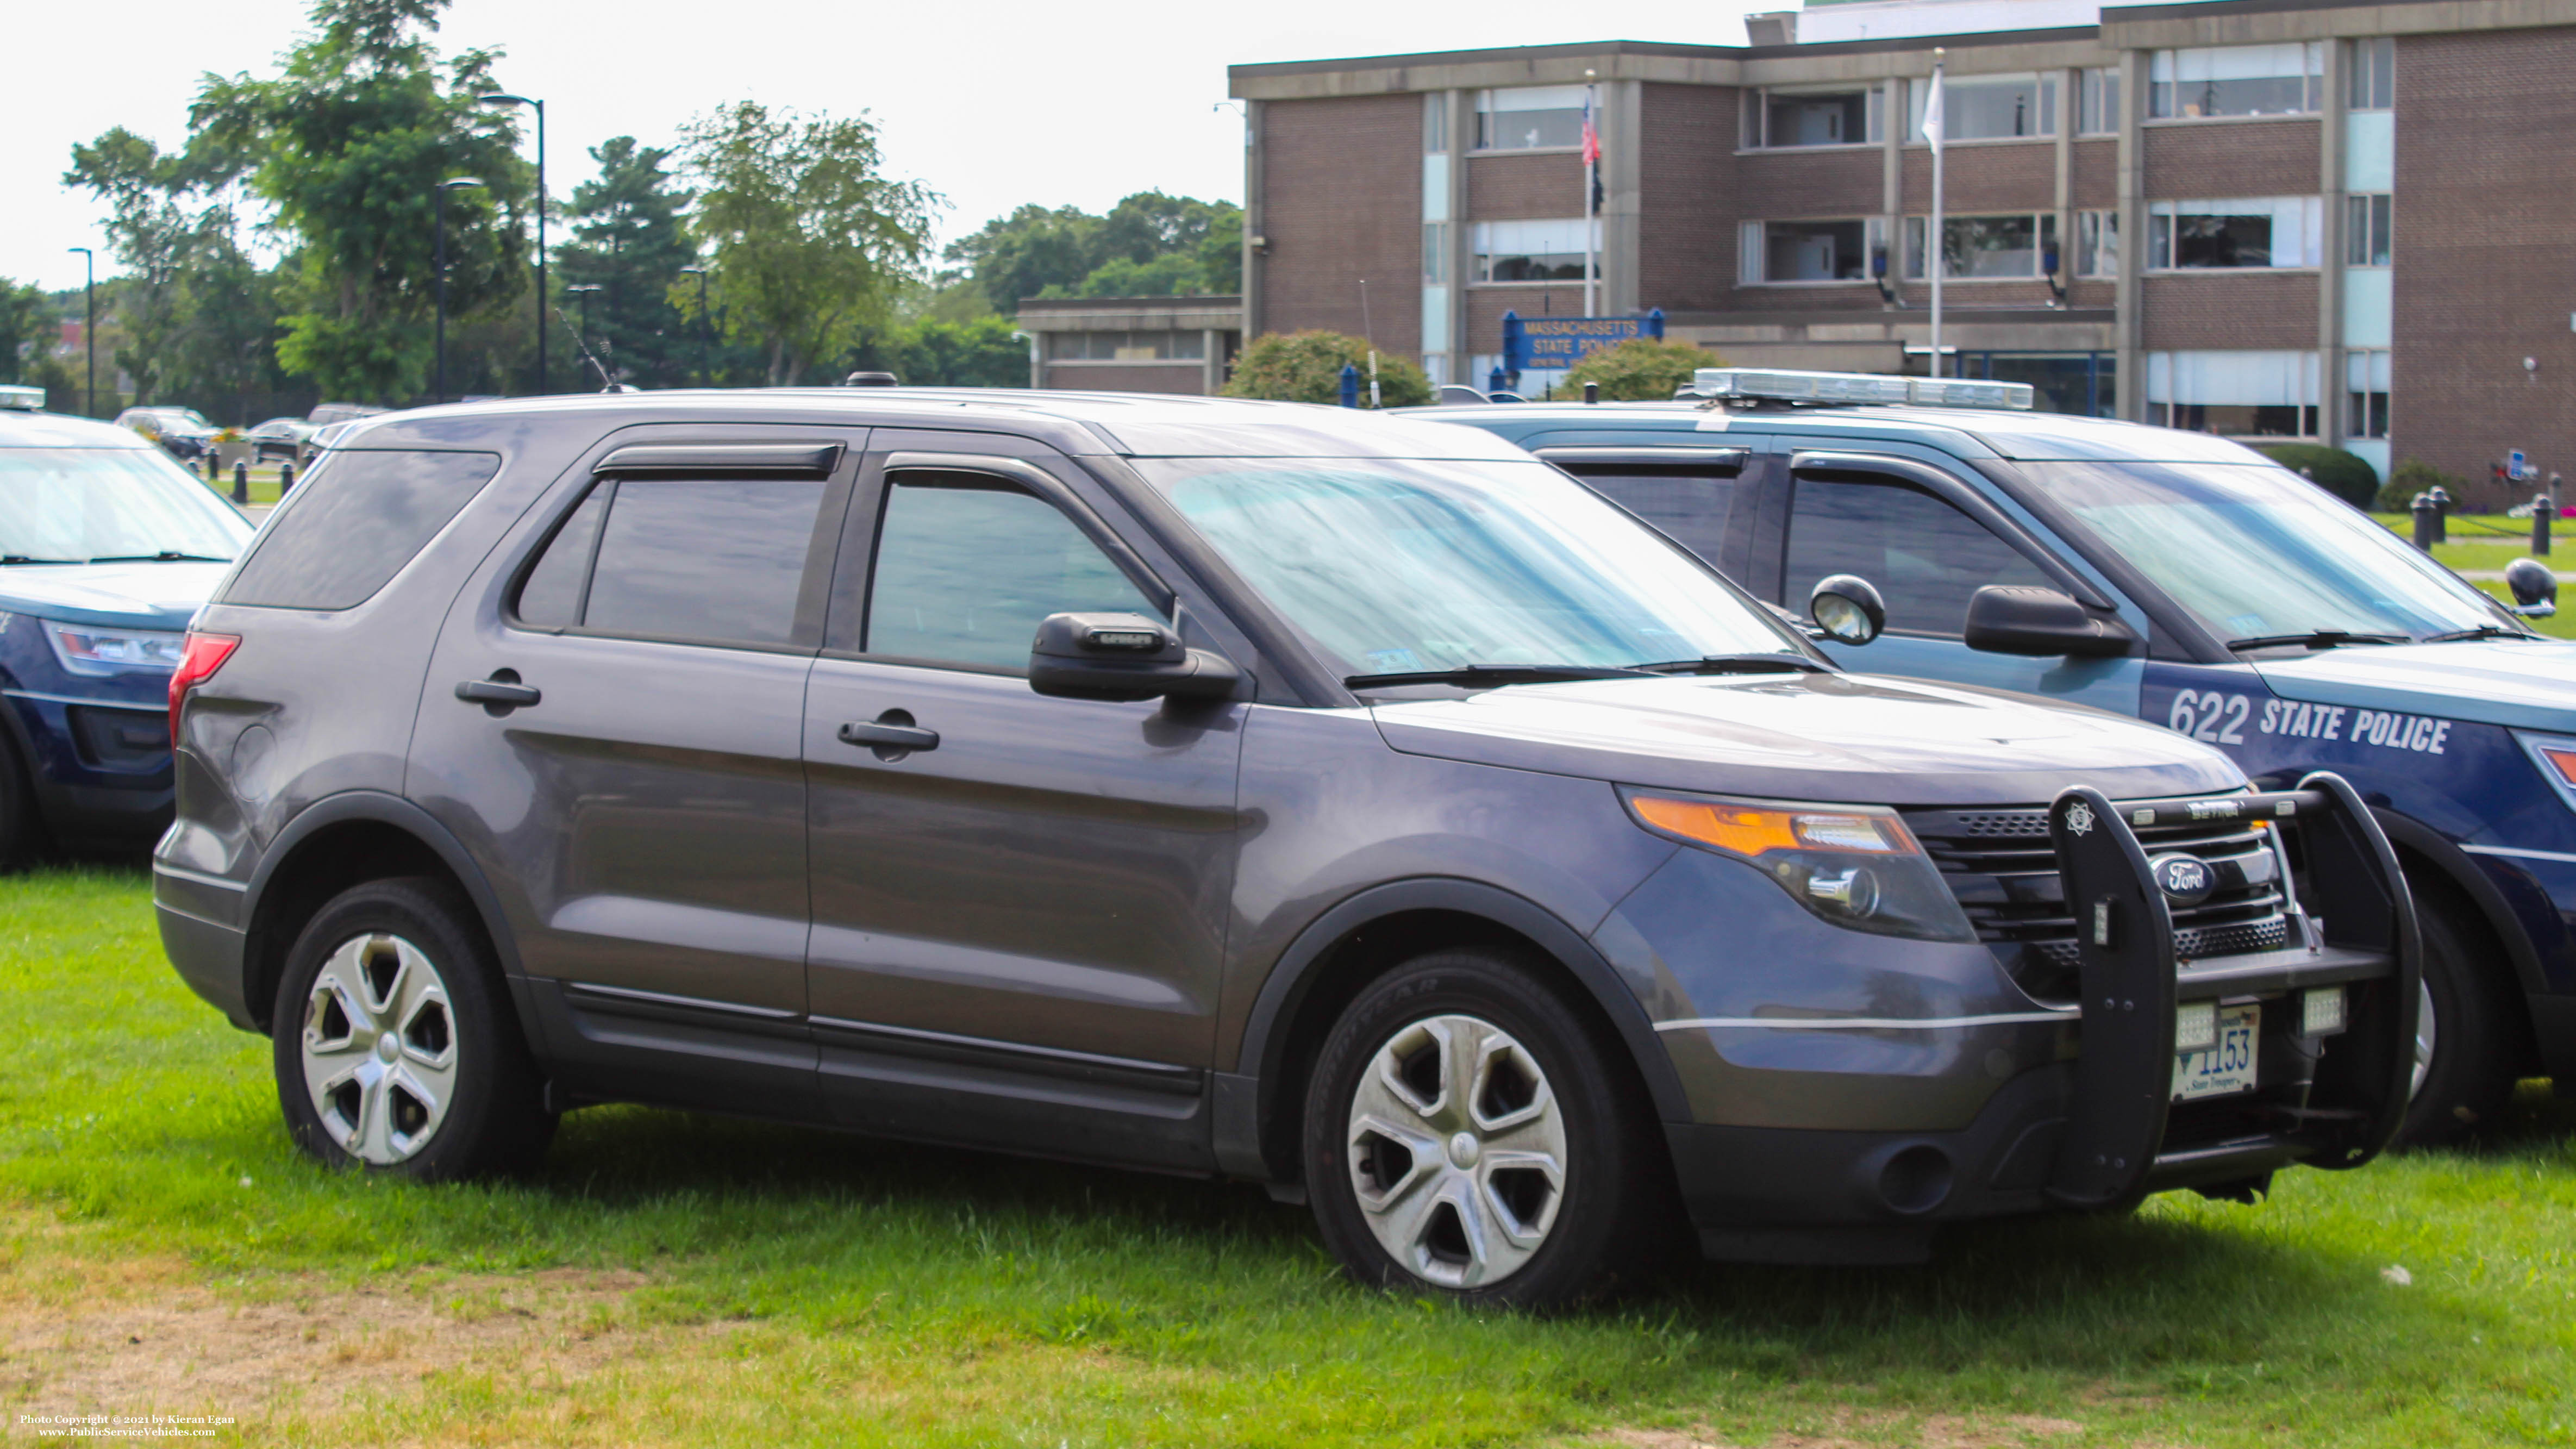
{"left": 7, "top": 0, "right": 1771, "bottom": 294}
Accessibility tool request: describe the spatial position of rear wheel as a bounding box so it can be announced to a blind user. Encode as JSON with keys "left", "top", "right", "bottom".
{"left": 272, "top": 877, "right": 553, "bottom": 1179}
{"left": 2398, "top": 903, "right": 2521, "bottom": 1146}
{"left": 1302, "top": 948, "right": 1678, "bottom": 1309}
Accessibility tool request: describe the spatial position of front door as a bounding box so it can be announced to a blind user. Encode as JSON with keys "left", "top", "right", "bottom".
{"left": 801, "top": 445, "right": 1245, "bottom": 1168}
{"left": 411, "top": 429, "right": 860, "bottom": 1113}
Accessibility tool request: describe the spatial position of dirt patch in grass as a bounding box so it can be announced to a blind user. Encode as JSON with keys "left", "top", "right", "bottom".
{"left": 1607, "top": 1410, "right": 2089, "bottom": 1449}
{"left": 0, "top": 1257, "right": 654, "bottom": 1422}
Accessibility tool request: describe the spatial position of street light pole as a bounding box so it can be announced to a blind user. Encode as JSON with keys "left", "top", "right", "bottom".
{"left": 477, "top": 93, "right": 546, "bottom": 395}
{"left": 566, "top": 284, "right": 602, "bottom": 388}
{"left": 66, "top": 247, "right": 93, "bottom": 416}
{"left": 679, "top": 266, "right": 710, "bottom": 387}
{"left": 434, "top": 177, "right": 486, "bottom": 404}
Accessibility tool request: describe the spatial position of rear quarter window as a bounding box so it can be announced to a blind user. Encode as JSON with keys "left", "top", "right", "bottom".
{"left": 222, "top": 450, "right": 502, "bottom": 609}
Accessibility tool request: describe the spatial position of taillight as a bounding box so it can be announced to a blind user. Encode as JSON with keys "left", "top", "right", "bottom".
{"left": 168, "top": 632, "right": 240, "bottom": 744}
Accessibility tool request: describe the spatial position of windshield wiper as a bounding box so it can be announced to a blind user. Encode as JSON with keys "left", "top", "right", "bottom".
{"left": 1636, "top": 653, "right": 1832, "bottom": 676}
{"left": 2226, "top": 629, "right": 2409, "bottom": 652}
{"left": 87, "top": 551, "right": 232, "bottom": 564}
{"left": 2420, "top": 623, "right": 2534, "bottom": 644}
{"left": 1344, "top": 663, "right": 1656, "bottom": 690}
{"left": 0, "top": 554, "right": 82, "bottom": 565}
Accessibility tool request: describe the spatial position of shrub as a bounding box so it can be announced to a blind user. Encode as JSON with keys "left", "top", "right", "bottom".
{"left": 2378, "top": 457, "right": 2455, "bottom": 513}
{"left": 2256, "top": 444, "right": 2380, "bottom": 508}
{"left": 1559, "top": 338, "right": 1728, "bottom": 401}
{"left": 1220, "top": 331, "right": 1431, "bottom": 408}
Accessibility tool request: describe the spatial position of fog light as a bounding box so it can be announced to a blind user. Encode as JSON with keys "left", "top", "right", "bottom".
{"left": 2302, "top": 986, "right": 2347, "bottom": 1036}
{"left": 1805, "top": 866, "right": 1880, "bottom": 917}
{"left": 2175, "top": 1000, "right": 2217, "bottom": 1052}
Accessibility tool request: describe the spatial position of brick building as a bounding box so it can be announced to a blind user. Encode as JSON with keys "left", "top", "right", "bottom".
{"left": 1228, "top": 0, "right": 2576, "bottom": 501}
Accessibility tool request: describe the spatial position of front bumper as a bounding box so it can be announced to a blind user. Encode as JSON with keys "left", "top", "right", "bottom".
{"left": 1656, "top": 772, "right": 2418, "bottom": 1260}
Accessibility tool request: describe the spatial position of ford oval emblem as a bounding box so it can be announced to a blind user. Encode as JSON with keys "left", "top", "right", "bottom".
{"left": 2150, "top": 852, "right": 2214, "bottom": 905}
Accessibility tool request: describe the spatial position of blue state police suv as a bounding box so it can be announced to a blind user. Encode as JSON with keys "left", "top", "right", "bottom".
{"left": 0, "top": 388, "right": 257, "bottom": 864}
{"left": 1416, "top": 367, "right": 2573, "bottom": 1145}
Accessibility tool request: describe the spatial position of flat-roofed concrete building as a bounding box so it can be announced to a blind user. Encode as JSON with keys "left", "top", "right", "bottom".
{"left": 1014, "top": 296, "right": 1242, "bottom": 395}
{"left": 1229, "top": 0, "right": 2576, "bottom": 502}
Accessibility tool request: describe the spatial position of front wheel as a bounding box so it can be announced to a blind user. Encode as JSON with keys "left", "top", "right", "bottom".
{"left": 1302, "top": 948, "right": 1678, "bottom": 1309}
{"left": 272, "top": 877, "right": 553, "bottom": 1179}
{"left": 2397, "top": 903, "right": 2522, "bottom": 1146}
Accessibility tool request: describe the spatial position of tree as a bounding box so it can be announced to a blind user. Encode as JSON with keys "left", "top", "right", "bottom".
{"left": 681, "top": 101, "right": 937, "bottom": 386}
{"left": 62, "top": 128, "right": 223, "bottom": 405}
{"left": 1043, "top": 253, "right": 1208, "bottom": 299}
{"left": 942, "top": 204, "right": 1099, "bottom": 316}
{"left": 2256, "top": 444, "right": 2379, "bottom": 509}
{"left": 943, "top": 192, "right": 1244, "bottom": 313}
{"left": 0, "top": 280, "right": 56, "bottom": 387}
{"left": 842, "top": 314, "right": 1027, "bottom": 388}
{"left": 560, "top": 136, "right": 698, "bottom": 389}
{"left": 1559, "top": 337, "right": 1724, "bottom": 401}
{"left": 1221, "top": 330, "right": 1431, "bottom": 407}
{"left": 190, "top": 0, "right": 534, "bottom": 401}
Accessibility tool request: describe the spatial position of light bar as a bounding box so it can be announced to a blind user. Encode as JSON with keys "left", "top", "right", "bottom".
{"left": 0, "top": 384, "right": 43, "bottom": 411}
{"left": 1689, "top": 367, "right": 2035, "bottom": 411}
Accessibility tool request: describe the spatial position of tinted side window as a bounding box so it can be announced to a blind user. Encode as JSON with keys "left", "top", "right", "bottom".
{"left": 1571, "top": 470, "right": 1739, "bottom": 569}
{"left": 512, "top": 487, "right": 608, "bottom": 628}
{"left": 576, "top": 478, "right": 827, "bottom": 646}
{"left": 866, "top": 477, "right": 1158, "bottom": 669}
{"left": 223, "top": 450, "right": 501, "bottom": 609}
{"left": 1786, "top": 478, "right": 2050, "bottom": 636}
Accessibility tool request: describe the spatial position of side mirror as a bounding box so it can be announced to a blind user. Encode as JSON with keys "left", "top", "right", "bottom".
{"left": 2505, "top": 557, "right": 2559, "bottom": 617}
{"left": 1809, "top": 574, "right": 1887, "bottom": 646}
{"left": 1029, "top": 612, "right": 1241, "bottom": 703}
{"left": 1962, "top": 585, "right": 2137, "bottom": 657}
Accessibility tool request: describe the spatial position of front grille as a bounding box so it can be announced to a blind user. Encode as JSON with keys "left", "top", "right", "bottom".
{"left": 1904, "top": 800, "right": 2290, "bottom": 1005}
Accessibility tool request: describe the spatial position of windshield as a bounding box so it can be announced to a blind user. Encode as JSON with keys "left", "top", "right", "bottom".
{"left": 2017, "top": 461, "right": 2521, "bottom": 645}
{"left": 1133, "top": 456, "right": 1806, "bottom": 679}
{"left": 0, "top": 447, "right": 255, "bottom": 563}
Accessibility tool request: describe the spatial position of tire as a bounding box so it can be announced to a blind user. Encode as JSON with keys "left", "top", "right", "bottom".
{"left": 1302, "top": 947, "right": 1680, "bottom": 1310}
{"left": 272, "top": 877, "right": 553, "bottom": 1180}
{"left": 2397, "top": 903, "right": 2522, "bottom": 1147}
{"left": 0, "top": 726, "right": 48, "bottom": 872}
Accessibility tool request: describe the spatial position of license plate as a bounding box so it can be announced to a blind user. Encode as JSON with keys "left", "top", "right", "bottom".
{"left": 2173, "top": 1003, "right": 2259, "bottom": 1101}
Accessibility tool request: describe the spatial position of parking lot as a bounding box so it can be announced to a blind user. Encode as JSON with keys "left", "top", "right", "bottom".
{"left": 5, "top": 866, "right": 2569, "bottom": 1447}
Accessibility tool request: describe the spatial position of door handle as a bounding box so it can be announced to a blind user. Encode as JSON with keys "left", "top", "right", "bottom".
{"left": 456, "top": 671, "right": 541, "bottom": 714}
{"left": 839, "top": 709, "right": 938, "bottom": 759}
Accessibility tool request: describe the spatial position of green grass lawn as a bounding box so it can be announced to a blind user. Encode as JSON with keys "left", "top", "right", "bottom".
{"left": 2359, "top": 514, "right": 2576, "bottom": 640}
{"left": 7, "top": 866, "right": 2573, "bottom": 1447}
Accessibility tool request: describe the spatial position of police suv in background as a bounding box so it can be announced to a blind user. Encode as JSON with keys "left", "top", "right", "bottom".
{"left": 1416, "top": 367, "right": 2572, "bottom": 1145}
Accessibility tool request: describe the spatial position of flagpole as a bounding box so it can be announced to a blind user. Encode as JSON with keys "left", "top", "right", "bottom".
{"left": 1928, "top": 48, "right": 1946, "bottom": 379}
{"left": 1583, "top": 73, "right": 1599, "bottom": 317}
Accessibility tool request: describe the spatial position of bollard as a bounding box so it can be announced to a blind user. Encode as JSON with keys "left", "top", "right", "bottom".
{"left": 2410, "top": 491, "right": 2437, "bottom": 551}
{"left": 1583, "top": 380, "right": 1600, "bottom": 405}
{"left": 279, "top": 460, "right": 295, "bottom": 496}
{"left": 205, "top": 451, "right": 219, "bottom": 483}
{"left": 1338, "top": 363, "right": 1360, "bottom": 409}
{"left": 2428, "top": 485, "right": 2452, "bottom": 544}
{"left": 2538, "top": 494, "right": 2555, "bottom": 557}
{"left": 1487, "top": 364, "right": 1508, "bottom": 397}
{"left": 233, "top": 460, "right": 249, "bottom": 505}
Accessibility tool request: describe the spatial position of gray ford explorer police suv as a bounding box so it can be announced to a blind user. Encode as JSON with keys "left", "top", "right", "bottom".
{"left": 155, "top": 391, "right": 2417, "bottom": 1306}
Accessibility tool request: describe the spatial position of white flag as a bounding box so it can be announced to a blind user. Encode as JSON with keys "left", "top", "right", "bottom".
{"left": 1920, "top": 70, "right": 1945, "bottom": 153}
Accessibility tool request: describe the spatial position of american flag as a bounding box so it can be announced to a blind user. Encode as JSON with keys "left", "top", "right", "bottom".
{"left": 1581, "top": 88, "right": 1600, "bottom": 166}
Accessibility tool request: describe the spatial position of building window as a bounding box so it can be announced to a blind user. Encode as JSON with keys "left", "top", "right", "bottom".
{"left": 2349, "top": 38, "right": 2396, "bottom": 111}
{"left": 1053, "top": 331, "right": 1203, "bottom": 361}
{"left": 2147, "top": 350, "right": 2321, "bottom": 437}
{"left": 1908, "top": 72, "right": 2056, "bottom": 142}
{"left": 1422, "top": 222, "right": 1449, "bottom": 285}
{"left": 2077, "top": 210, "right": 2119, "bottom": 276}
{"left": 1473, "top": 86, "right": 1586, "bottom": 152}
{"left": 2147, "top": 198, "right": 2323, "bottom": 269}
{"left": 2078, "top": 68, "right": 2122, "bottom": 135}
{"left": 1424, "top": 92, "right": 1448, "bottom": 153}
{"left": 1904, "top": 213, "right": 2055, "bottom": 279}
{"left": 2347, "top": 349, "right": 2391, "bottom": 438}
{"left": 1740, "top": 219, "right": 1878, "bottom": 283}
{"left": 1745, "top": 85, "right": 1884, "bottom": 148}
{"left": 2149, "top": 45, "right": 2324, "bottom": 118}
{"left": 2345, "top": 193, "right": 2392, "bottom": 266}
{"left": 1472, "top": 218, "right": 1595, "bottom": 283}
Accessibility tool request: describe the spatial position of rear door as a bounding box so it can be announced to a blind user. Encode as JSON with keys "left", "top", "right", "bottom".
{"left": 799, "top": 434, "right": 1246, "bottom": 1170}
{"left": 410, "top": 429, "right": 862, "bottom": 1115}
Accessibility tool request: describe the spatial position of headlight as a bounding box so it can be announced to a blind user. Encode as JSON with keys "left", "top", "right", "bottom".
{"left": 1622, "top": 789, "right": 1978, "bottom": 942}
{"left": 42, "top": 620, "right": 189, "bottom": 676}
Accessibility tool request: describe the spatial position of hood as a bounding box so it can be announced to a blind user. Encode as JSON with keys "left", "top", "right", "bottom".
{"left": 1370, "top": 671, "right": 2244, "bottom": 807}
{"left": 2253, "top": 639, "right": 2576, "bottom": 733}
{"left": 0, "top": 561, "right": 232, "bottom": 630}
